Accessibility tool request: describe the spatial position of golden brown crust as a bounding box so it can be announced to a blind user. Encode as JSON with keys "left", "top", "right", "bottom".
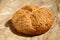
{"left": 11, "top": 5, "right": 54, "bottom": 35}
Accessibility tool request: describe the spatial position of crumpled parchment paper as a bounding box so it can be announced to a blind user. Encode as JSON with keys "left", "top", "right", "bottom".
{"left": 0, "top": 0, "right": 60, "bottom": 40}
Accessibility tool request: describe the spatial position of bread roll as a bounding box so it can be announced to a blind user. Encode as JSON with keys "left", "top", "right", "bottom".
{"left": 11, "top": 5, "right": 54, "bottom": 36}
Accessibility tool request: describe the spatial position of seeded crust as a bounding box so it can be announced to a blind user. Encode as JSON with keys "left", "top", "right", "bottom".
{"left": 11, "top": 5, "right": 54, "bottom": 36}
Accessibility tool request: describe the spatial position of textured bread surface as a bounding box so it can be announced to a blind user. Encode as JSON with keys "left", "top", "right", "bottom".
{"left": 11, "top": 5, "right": 54, "bottom": 35}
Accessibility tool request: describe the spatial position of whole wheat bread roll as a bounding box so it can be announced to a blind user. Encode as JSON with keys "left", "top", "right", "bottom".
{"left": 11, "top": 5, "right": 54, "bottom": 36}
